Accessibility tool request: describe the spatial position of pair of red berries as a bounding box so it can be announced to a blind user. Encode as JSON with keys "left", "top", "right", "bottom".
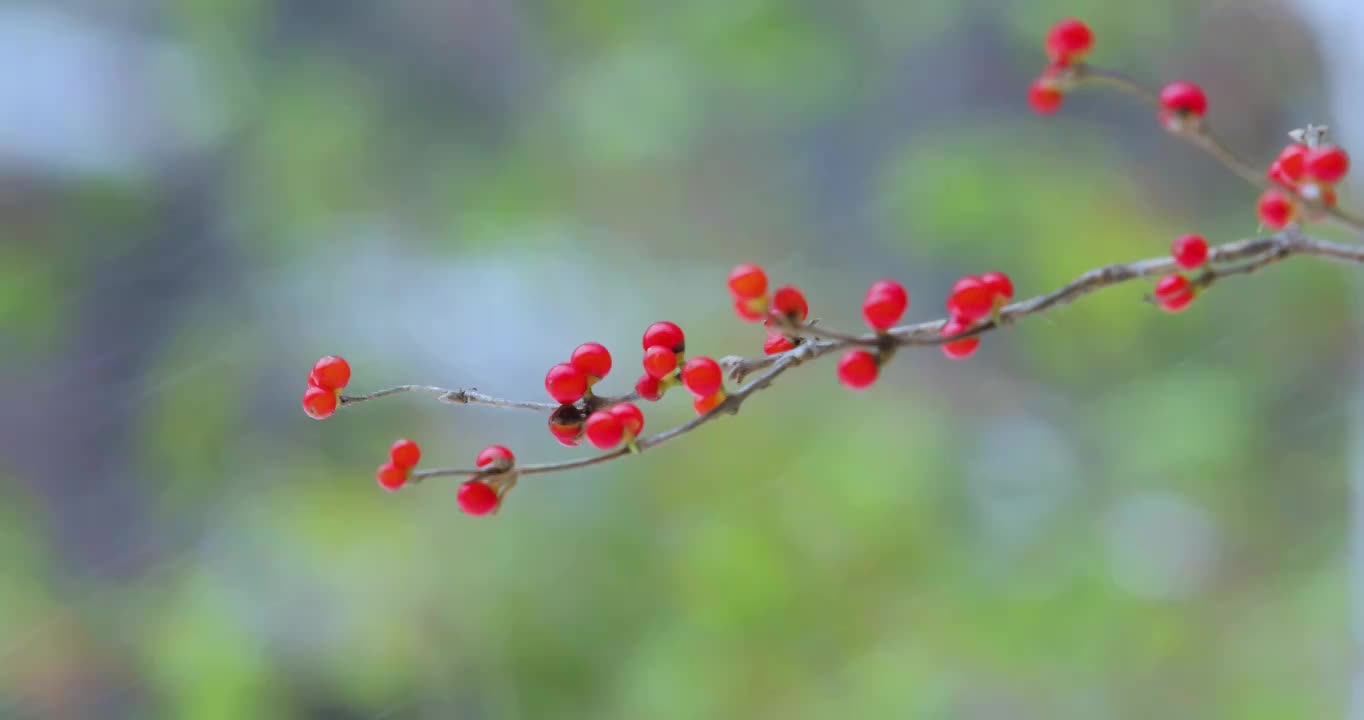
{"left": 582, "top": 403, "right": 646, "bottom": 450}
{"left": 1154, "top": 234, "right": 1210, "bottom": 313}
{"left": 302, "top": 355, "right": 351, "bottom": 419}
{"left": 457, "top": 445, "right": 515, "bottom": 515}
{"left": 1027, "top": 18, "right": 1092, "bottom": 114}
{"left": 835, "top": 279, "right": 911, "bottom": 390}
{"left": 545, "top": 343, "right": 613, "bottom": 405}
{"left": 727, "top": 264, "right": 810, "bottom": 327}
{"left": 376, "top": 438, "right": 423, "bottom": 491}
{"left": 938, "top": 272, "right": 1013, "bottom": 360}
{"left": 1261, "top": 143, "right": 1350, "bottom": 228}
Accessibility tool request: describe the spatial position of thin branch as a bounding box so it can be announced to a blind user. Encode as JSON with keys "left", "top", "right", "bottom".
{"left": 407, "top": 231, "right": 1364, "bottom": 482}
{"left": 340, "top": 385, "right": 559, "bottom": 412}
{"left": 1076, "top": 64, "right": 1364, "bottom": 233}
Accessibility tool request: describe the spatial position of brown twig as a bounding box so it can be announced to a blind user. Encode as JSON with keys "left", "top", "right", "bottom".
{"left": 400, "top": 231, "right": 1364, "bottom": 481}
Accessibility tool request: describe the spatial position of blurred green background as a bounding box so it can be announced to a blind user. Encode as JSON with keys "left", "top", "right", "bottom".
{"left": 2, "top": 1, "right": 1361, "bottom": 718}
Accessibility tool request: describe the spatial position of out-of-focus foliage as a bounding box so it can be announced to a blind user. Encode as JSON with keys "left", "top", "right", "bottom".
{"left": 0, "top": 1, "right": 1356, "bottom": 718}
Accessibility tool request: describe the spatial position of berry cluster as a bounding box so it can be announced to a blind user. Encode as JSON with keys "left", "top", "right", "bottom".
{"left": 376, "top": 438, "right": 422, "bottom": 491}
{"left": 457, "top": 445, "right": 516, "bottom": 515}
{"left": 301, "top": 355, "right": 351, "bottom": 419}
{"left": 1153, "top": 233, "right": 1209, "bottom": 313}
{"left": 835, "top": 279, "right": 910, "bottom": 390}
{"left": 1027, "top": 18, "right": 1091, "bottom": 114}
{"left": 728, "top": 263, "right": 810, "bottom": 356}
{"left": 1030, "top": 19, "right": 1211, "bottom": 139}
{"left": 1261, "top": 141, "right": 1350, "bottom": 228}
{"left": 544, "top": 342, "right": 616, "bottom": 446}
{"left": 939, "top": 272, "right": 1013, "bottom": 360}
{"left": 635, "top": 320, "right": 686, "bottom": 402}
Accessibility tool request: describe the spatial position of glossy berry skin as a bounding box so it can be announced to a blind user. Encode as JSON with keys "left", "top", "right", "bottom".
{"left": 837, "top": 350, "right": 879, "bottom": 390}
{"left": 770, "top": 286, "right": 809, "bottom": 323}
{"left": 545, "top": 362, "right": 588, "bottom": 404}
{"left": 457, "top": 481, "right": 499, "bottom": 516}
{"left": 570, "top": 343, "right": 612, "bottom": 382}
{"left": 1171, "top": 234, "right": 1209, "bottom": 269}
{"left": 1267, "top": 161, "right": 1295, "bottom": 188}
{"left": 609, "top": 403, "right": 645, "bottom": 437}
{"left": 1154, "top": 274, "right": 1194, "bottom": 313}
{"left": 302, "top": 386, "right": 339, "bottom": 419}
{"left": 946, "top": 276, "right": 994, "bottom": 324}
{"left": 308, "top": 355, "right": 351, "bottom": 391}
{"left": 1028, "top": 81, "right": 1064, "bottom": 115}
{"left": 1305, "top": 146, "right": 1350, "bottom": 183}
{"left": 584, "top": 411, "right": 624, "bottom": 449}
{"left": 476, "top": 445, "right": 515, "bottom": 469}
{"left": 862, "top": 280, "right": 908, "bottom": 331}
{"left": 1258, "top": 189, "right": 1295, "bottom": 229}
{"left": 681, "top": 356, "right": 724, "bottom": 397}
{"left": 642, "top": 321, "right": 686, "bottom": 354}
{"left": 642, "top": 346, "right": 678, "bottom": 379}
{"left": 733, "top": 297, "right": 767, "bottom": 323}
{"left": 693, "top": 391, "right": 726, "bottom": 415}
{"left": 376, "top": 462, "right": 407, "bottom": 491}
{"left": 1045, "top": 18, "right": 1093, "bottom": 62}
{"left": 635, "top": 374, "right": 663, "bottom": 402}
{"left": 940, "top": 319, "right": 980, "bottom": 360}
{"left": 728, "top": 264, "right": 768, "bottom": 299}
{"left": 1158, "top": 81, "right": 1207, "bottom": 118}
{"left": 979, "top": 271, "right": 1014, "bottom": 302}
{"left": 548, "top": 405, "right": 586, "bottom": 446}
{"left": 389, "top": 439, "right": 421, "bottom": 470}
{"left": 764, "top": 334, "right": 796, "bottom": 355}
{"left": 1277, "top": 144, "right": 1308, "bottom": 181}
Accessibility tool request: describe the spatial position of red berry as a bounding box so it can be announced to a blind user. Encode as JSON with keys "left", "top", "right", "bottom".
{"left": 584, "top": 411, "right": 624, "bottom": 449}
{"left": 770, "top": 285, "right": 809, "bottom": 323}
{"left": 733, "top": 297, "right": 767, "bottom": 323}
{"left": 475, "top": 444, "right": 515, "bottom": 469}
{"left": 389, "top": 439, "right": 421, "bottom": 470}
{"left": 836, "top": 350, "right": 879, "bottom": 390}
{"left": 609, "top": 403, "right": 645, "bottom": 437}
{"left": 979, "top": 271, "right": 1014, "bottom": 302}
{"left": 1171, "top": 234, "right": 1208, "bottom": 269}
{"left": 1158, "top": 81, "right": 1207, "bottom": 118}
{"left": 693, "top": 391, "right": 726, "bottom": 415}
{"left": 681, "top": 356, "right": 724, "bottom": 397}
{"left": 548, "top": 405, "right": 585, "bottom": 446}
{"left": 308, "top": 355, "right": 351, "bottom": 391}
{"left": 727, "top": 263, "right": 768, "bottom": 299}
{"left": 1258, "top": 189, "right": 1295, "bottom": 228}
{"left": 1154, "top": 274, "right": 1195, "bottom": 313}
{"left": 457, "top": 481, "right": 499, "bottom": 516}
{"left": 1305, "top": 146, "right": 1350, "bottom": 183}
{"left": 1028, "top": 80, "right": 1064, "bottom": 115}
{"left": 1267, "top": 161, "right": 1296, "bottom": 188}
{"left": 635, "top": 374, "right": 663, "bottom": 402}
{"left": 940, "top": 319, "right": 980, "bottom": 360}
{"left": 545, "top": 362, "right": 588, "bottom": 404}
{"left": 570, "top": 343, "right": 612, "bottom": 381}
{"left": 1277, "top": 144, "right": 1308, "bottom": 181}
{"left": 862, "top": 280, "right": 908, "bottom": 331}
{"left": 376, "top": 462, "right": 407, "bottom": 492}
{"left": 946, "top": 276, "right": 994, "bottom": 323}
{"left": 1045, "top": 18, "right": 1093, "bottom": 62}
{"left": 642, "top": 321, "right": 686, "bottom": 354}
{"left": 302, "top": 385, "right": 339, "bottom": 419}
{"left": 763, "top": 334, "right": 796, "bottom": 355}
{"left": 642, "top": 345, "right": 678, "bottom": 379}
